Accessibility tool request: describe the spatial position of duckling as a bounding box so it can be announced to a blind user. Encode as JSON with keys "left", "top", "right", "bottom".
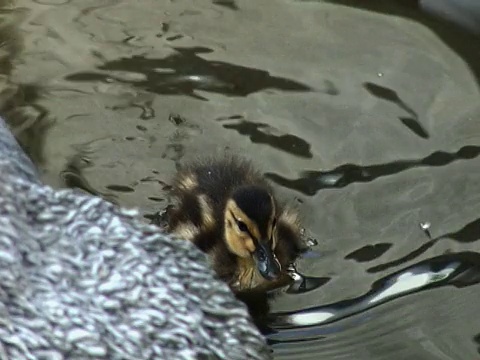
{"left": 166, "top": 155, "right": 305, "bottom": 294}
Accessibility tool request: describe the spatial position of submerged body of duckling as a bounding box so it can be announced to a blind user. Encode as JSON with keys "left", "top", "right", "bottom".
{"left": 166, "top": 156, "right": 305, "bottom": 295}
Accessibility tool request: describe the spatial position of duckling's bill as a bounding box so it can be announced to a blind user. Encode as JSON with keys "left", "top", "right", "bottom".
{"left": 254, "top": 241, "right": 281, "bottom": 281}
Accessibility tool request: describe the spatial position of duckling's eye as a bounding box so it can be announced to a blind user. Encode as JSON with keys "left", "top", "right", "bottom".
{"left": 236, "top": 220, "right": 248, "bottom": 233}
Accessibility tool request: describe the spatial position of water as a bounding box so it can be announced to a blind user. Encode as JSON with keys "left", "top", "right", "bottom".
{"left": 3, "top": 0, "right": 480, "bottom": 358}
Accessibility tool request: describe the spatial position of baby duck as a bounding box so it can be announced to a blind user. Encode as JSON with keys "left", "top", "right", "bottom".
{"left": 166, "top": 155, "right": 305, "bottom": 294}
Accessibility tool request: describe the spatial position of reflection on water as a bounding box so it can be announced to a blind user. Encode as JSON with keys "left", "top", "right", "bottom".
{"left": 1, "top": 85, "right": 52, "bottom": 166}
{"left": 0, "top": 5, "right": 53, "bottom": 166}
{"left": 285, "top": 265, "right": 331, "bottom": 295}
{"left": 212, "top": 0, "right": 238, "bottom": 11}
{"left": 217, "top": 115, "right": 313, "bottom": 158}
{"left": 65, "top": 46, "right": 313, "bottom": 100}
{"left": 110, "top": 99, "right": 155, "bottom": 120}
{"left": 368, "top": 215, "right": 480, "bottom": 273}
{"left": 61, "top": 149, "right": 118, "bottom": 204}
{"left": 363, "top": 82, "right": 429, "bottom": 139}
{"left": 265, "top": 145, "right": 480, "bottom": 195}
{"left": 269, "top": 253, "right": 466, "bottom": 334}
{"left": 2, "top": 0, "right": 480, "bottom": 359}
{"left": 345, "top": 243, "right": 393, "bottom": 263}
{"left": 267, "top": 251, "right": 480, "bottom": 360}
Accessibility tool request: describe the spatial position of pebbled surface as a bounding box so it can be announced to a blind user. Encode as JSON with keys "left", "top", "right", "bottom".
{"left": 0, "top": 115, "right": 271, "bottom": 359}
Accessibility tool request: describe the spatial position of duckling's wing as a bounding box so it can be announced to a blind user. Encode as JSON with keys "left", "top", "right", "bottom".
{"left": 275, "top": 208, "right": 306, "bottom": 265}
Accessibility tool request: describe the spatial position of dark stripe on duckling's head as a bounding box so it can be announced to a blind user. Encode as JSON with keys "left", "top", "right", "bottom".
{"left": 231, "top": 185, "right": 274, "bottom": 240}
{"left": 224, "top": 185, "right": 281, "bottom": 282}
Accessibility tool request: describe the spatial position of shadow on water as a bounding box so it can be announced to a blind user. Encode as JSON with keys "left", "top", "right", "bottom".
{"left": 64, "top": 46, "right": 313, "bottom": 100}
{"left": 323, "top": 0, "right": 480, "bottom": 86}
{"left": 345, "top": 243, "right": 393, "bottom": 263}
{"left": 473, "top": 333, "right": 480, "bottom": 354}
{"left": 265, "top": 145, "right": 480, "bottom": 195}
{"left": 363, "top": 82, "right": 429, "bottom": 139}
{"left": 212, "top": 0, "right": 238, "bottom": 11}
{"left": 216, "top": 115, "right": 313, "bottom": 158}
{"left": 267, "top": 251, "right": 480, "bottom": 342}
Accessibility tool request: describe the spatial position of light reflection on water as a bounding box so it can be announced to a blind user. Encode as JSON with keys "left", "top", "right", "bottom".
{"left": 272, "top": 257, "right": 460, "bottom": 334}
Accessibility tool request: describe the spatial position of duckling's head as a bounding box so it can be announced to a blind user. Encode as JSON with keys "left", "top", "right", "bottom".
{"left": 224, "top": 185, "right": 281, "bottom": 281}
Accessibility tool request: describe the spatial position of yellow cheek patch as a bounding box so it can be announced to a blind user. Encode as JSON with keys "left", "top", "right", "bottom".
{"left": 225, "top": 233, "right": 250, "bottom": 258}
{"left": 225, "top": 198, "right": 279, "bottom": 258}
{"left": 244, "top": 238, "right": 255, "bottom": 253}
{"left": 248, "top": 226, "right": 261, "bottom": 243}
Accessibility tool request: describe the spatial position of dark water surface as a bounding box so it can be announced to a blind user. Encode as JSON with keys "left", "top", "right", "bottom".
{"left": 3, "top": 0, "right": 480, "bottom": 359}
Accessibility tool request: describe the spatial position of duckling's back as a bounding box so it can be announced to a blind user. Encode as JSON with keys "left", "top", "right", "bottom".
{"left": 173, "top": 156, "right": 272, "bottom": 207}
